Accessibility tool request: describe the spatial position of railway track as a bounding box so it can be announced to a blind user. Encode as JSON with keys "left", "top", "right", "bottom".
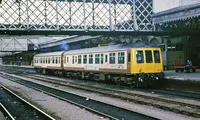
{"left": 26, "top": 74, "right": 200, "bottom": 100}
{"left": 19, "top": 74, "right": 200, "bottom": 118}
{"left": 0, "top": 84, "right": 55, "bottom": 120}
{"left": 1, "top": 66, "right": 200, "bottom": 118}
{"left": 0, "top": 72, "right": 158, "bottom": 120}
{"left": 0, "top": 103, "right": 15, "bottom": 120}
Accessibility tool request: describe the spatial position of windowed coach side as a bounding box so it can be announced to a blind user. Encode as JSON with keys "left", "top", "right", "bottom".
{"left": 63, "top": 50, "right": 128, "bottom": 71}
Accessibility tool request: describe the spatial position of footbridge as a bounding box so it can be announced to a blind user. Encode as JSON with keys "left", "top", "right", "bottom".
{"left": 0, "top": 0, "right": 153, "bottom": 35}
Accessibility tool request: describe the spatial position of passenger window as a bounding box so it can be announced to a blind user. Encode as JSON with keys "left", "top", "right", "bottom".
{"left": 145, "top": 50, "right": 153, "bottom": 63}
{"left": 118, "top": 52, "right": 125, "bottom": 64}
{"left": 55, "top": 57, "right": 58, "bottom": 64}
{"left": 109, "top": 53, "right": 115, "bottom": 64}
{"left": 72, "top": 56, "right": 74, "bottom": 64}
{"left": 46, "top": 58, "right": 47, "bottom": 64}
{"left": 154, "top": 50, "right": 160, "bottom": 63}
{"left": 101, "top": 54, "right": 103, "bottom": 64}
{"left": 52, "top": 57, "right": 54, "bottom": 64}
{"left": 89, "top": 54, "right": 93, "bottom": 64}
{"left": 83, "top": 55, "right": 87, "bottom": 64}
{"left": 136, "top": 51, "right": 144, "bottom": 63}
{"left": 105, "top": 55, "right": 108, "bottom": 63}
{"left": 75, "top": 56, "right": 77, "bottom": 63}
{"left": 95, "top": 54, "right": 100, "bottom": 64}
{"left": 48, "top": 58, "right": 50, "bottom": 64}
{"left": 78, "top": 55, "right": 82, "bottom": 64}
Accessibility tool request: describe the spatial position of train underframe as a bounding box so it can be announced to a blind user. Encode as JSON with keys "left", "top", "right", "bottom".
{"left": 35, "top": 68, "right": 164, "bottom": 88}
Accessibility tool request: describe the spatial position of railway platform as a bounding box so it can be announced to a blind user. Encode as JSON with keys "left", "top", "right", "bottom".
{"left": 164, "top": 69, "right": 200, "bottom": 81}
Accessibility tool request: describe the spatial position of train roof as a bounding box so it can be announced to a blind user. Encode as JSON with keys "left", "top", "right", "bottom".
{"left": 34, "top": 42, "right": 159, "bottom": 57}
{"left": 64, "top": 42, "right": 158, "bottom": 54}
{"left": 34, "top": 51, "right": 64, "bottom": 57}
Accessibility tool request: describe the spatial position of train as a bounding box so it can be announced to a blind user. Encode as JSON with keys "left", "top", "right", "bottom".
{"left": 33, "top": 42, "right": 164, "bottom": 87}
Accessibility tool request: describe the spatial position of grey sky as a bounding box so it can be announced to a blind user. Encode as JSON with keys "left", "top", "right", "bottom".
{"left": 154, "top": 0, "right": 200, "bottom": 13}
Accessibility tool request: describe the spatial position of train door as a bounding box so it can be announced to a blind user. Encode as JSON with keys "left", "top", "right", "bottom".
{"left": 144, "top": 50, "right": 155, "bottom": 73}
{"left": 134, "top": 50, "right": 145, "bottom": 73}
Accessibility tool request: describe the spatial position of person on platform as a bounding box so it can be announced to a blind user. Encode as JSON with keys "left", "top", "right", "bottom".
{"left": 185, "top": 60, "right": 192, "bottom": 73}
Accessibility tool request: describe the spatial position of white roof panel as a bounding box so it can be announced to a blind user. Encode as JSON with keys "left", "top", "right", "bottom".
{"left": 34, "top": 51, "right": 64, "bottom": 57}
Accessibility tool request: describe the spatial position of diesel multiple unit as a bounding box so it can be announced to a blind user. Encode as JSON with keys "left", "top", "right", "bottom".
{"left": 33, "top": 42, "right": 164, "bottom": 87}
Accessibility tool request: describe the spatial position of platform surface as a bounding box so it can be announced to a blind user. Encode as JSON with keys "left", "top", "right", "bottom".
{"left": 164, "top": 70, "right": 200, "bottom": 81}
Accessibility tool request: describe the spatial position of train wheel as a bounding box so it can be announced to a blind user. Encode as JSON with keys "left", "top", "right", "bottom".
{"left": 136, "top": 73, "right": 148, "bottom": 88}
{"left": 42, "top": 69, "right": 46, "bottom": 74}
{"left": 89, "top": 74, "right": 94, "bottom": 81}
{"left": 180, "top": 69, "right": 184, "bottom": 72}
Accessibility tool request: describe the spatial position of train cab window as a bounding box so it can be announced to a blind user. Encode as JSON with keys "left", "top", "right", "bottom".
{"left": 78, "top": 55, "right": 82, "bottom": 64}
{"left": 95, "top": 54, "right": 100, "bottom": 64}
{"left": 109, "top": 53, "right": 115, "bottom": 64}
{"left": 136, "top": 51, "right": 144, "bottom": 63}
{"left": 101, "top": 54, "right": 103, "bottom": 64}
{"left": 154, "top": 50, "right": 160, "bottom": 63}
{"left": 118, "top": 52, "right": 125, "bottom": 64}
{"left": 83, "top": 55, "right": 87, "bottom": 64}
{"left": 145, "top": 50, "right": 153, "bottom": 63}
{"left": 89, "top": 54, "right": 93, "bottom": 64}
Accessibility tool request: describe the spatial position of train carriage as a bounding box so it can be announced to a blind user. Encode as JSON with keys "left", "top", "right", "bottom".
{"left": 33, "top": 51, "right": 64, "bottom": 74}
{"left": 62, "top": 42, "right": 164, "bottom": 87}
{"left": 33, "top": 42, "right": 164, "bottom": 87}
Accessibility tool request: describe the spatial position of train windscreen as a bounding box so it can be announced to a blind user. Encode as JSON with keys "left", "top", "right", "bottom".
{"left": 154, "top": 50, "right": 160, "bottom": 63}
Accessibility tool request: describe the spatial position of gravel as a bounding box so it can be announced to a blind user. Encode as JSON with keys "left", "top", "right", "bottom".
{"left": 0, "top": 73, "right": 199, "bottom": 120}
{"left": 0, "top": 76, "right": 109, "bottom": 120}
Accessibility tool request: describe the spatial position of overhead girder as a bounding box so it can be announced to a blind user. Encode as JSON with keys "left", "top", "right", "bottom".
{"left": 0, "top": 0, "right": 153, "bottom": 35}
